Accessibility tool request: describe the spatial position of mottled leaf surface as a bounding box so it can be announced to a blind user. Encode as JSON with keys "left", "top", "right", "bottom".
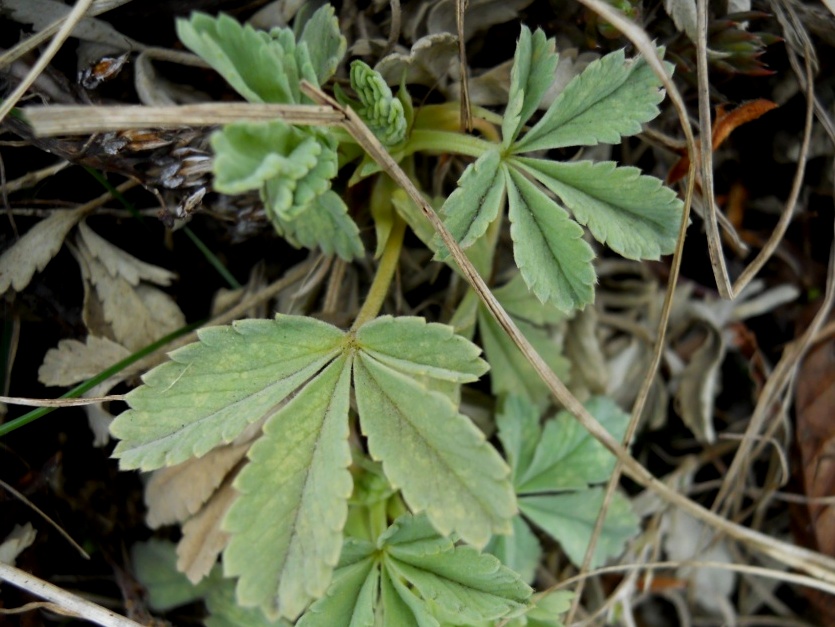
{"left": 354, "top": 354, "right": 515, "bottom": 547}
{"left": 111, "top": 315, "right": 345, "bottom": 470}
{"left": 356, "top": 315, "right": 488, "bottom": 383}
{"left": 224, "top": 356, "right": 353, "bottom": 621}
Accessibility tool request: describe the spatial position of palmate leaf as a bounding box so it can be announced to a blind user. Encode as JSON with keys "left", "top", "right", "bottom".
{"left": 223, "top": 356, "right": 353, "bottom": 621}
{"left": 176, "top": 12, "right": 316, "bottom": 104}
{"left": 512, "top": 48, "right": 668, "bottom": 153}
{"left": 505, "top": 167, "right": 596, "bottom": 312}
{"left": 510, "top": 396, "right": 630, "bottom": 494}
{"left": 515, "top": 158, "right": 684, "bottom": 260}
{"left": 520, "top": 489, "right": 639, "bottom": 569}
{"left": 301, "top": 515, "right": 531, "bottom": 626}
{"left": 502, "top": 26, "right": 559, "bottom": 148}
{"left": 435, "top": 149, "right": 504, "bottom": 259}
{"left": 354, "top": 353, "right": 515, "bottom": 548}
{"left": 494, "top": 396, "right": 638, "bottom": 570}
{"left": 110, "top": 315, "right": 345, "bottom": 471}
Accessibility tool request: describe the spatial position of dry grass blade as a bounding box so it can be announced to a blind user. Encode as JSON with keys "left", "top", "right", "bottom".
{"left": 0, "top": 563, "right": 144, "bottom": 627}
{"left": 23, "top": 104, "right": 345, "bottom": 137}
{"left": 0, "top": 479, "right": 89, "bottom": 559}
{"left": 569, "top": 0, "right": 699, "bottom": 619}
{"left": 0, "top": 0, "right": 96, "bottom": 124}
{"left": 696, "top": 0, "right": 733, "bottom": 299}
{"left": 0, "top": 395, "right": 125, "bottom": 407}
{"left": 457, "top": 0, "right": 473, "bottom": 132}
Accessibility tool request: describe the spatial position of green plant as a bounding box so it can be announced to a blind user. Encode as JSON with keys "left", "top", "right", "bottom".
{"left": 111, "top": 4, "right": 684, "bottom": 624}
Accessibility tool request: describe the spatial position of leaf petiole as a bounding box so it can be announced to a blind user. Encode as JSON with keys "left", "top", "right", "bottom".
{"left": 352, "top": 214, "right": 406, "bottom": 330}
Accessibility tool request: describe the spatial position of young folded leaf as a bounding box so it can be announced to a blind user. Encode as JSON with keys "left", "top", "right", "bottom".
{"left": 514, "top": 157, "right": 683, "bottom": 260}
{"left": 346, "top": 60, "right": 407, "bottom": 146}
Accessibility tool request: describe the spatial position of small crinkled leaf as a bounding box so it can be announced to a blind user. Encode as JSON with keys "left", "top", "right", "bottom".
{"left": 176, "top": 13, "right": 306, "bottom": 103}
{"left": 110, "top": 315, "right": 345, "bottom": 470}
{"left": 514, "top": 396, "right": 630, "bottom": 494}
{"left": 375, "top": 32, "right": 458, "bottom": 87}
{"left": 349, "top": 60, "right": 407, "bottom": 145}
{"left": 478, "top": 308, "right": 569, "bottom": 409}
{"left": 502, "top": 26, "right": 559, "bottom": 147}
{"left": 0, "top": 206, "right": 85, "bottom": 293}
{"left": 176, "top": 13, "right": 288, "bottom": 103}
{"left": 513, "top": 49, "right": 668, "bottom": 153}
{"left": 435, "top": 149, "right": 504, "bottom": 259}
{"left": 212, "top": 122, "right": 336, "bottom": 222}
{"left": 355, "top": 316, "right": 488, "bottom": 383}
{"left": 39, "top": 335, "right": 130, "bottom": 387}
{"left": 485, "top": 515, "right": 542, "bottom": 584}
{"left": 297, "top": 543, "right": 378, "bottom": 627}
{"left": 224, "top": 356, "right": 353, "bottom": 621}
{"left": 264, "top": 131, "right": 339, "bottom": 221}
{"left": 354, "top": 354, "right": 515, "bottom": 548}
{"left": 506, "top": 167, "right": 596, "bottom": 312}
{"left": 516, "top": 158, "right": 683, "bottom": 260}
{"left": 298, "top": 5, "right": 346, "bottom": 85}
{"left": 520, "top": 488, "right": 639, "bottom": 568}
{"left": 271, "top": 190, "right": 364, "bottom": 261}
{"left": 382, "top": 515, "right": 532, "bottom": 624}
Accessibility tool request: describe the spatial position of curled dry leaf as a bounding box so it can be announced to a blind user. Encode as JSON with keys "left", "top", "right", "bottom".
{"left": 0, "top": 207, "right": 86, "bottom": 293}
{"left": 564, "top": 306, "right": 608, "bottom": 395}
{"left": 145, "top": 441, "right": 251, "bottom": 529}
{"left": 0, "top": 523, "right": 37, "bottom": 566}
{"left": 375, "top": 32, "right": 458, "bottom": 87}
{"left": 78, "top": 221, "right": 176, "bottom": 286}
{"left": 72, "top": 228, "right": 185, "bottom": 351}
{"left": 39, "top": 335, "right": 131, "bottom": 387}
{"left": 674, "top": 320, "right": 725, "bottom": 444}
{"left": 178, "top": 481, "right": 237, "bottom": 584}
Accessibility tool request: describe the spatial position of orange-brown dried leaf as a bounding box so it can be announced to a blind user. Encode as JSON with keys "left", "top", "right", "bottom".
{"left": 667, "top": 100, "right": 778, "bottom": 185}
{"left": 711, "top": 100, "right": 778, "bottom": 151}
